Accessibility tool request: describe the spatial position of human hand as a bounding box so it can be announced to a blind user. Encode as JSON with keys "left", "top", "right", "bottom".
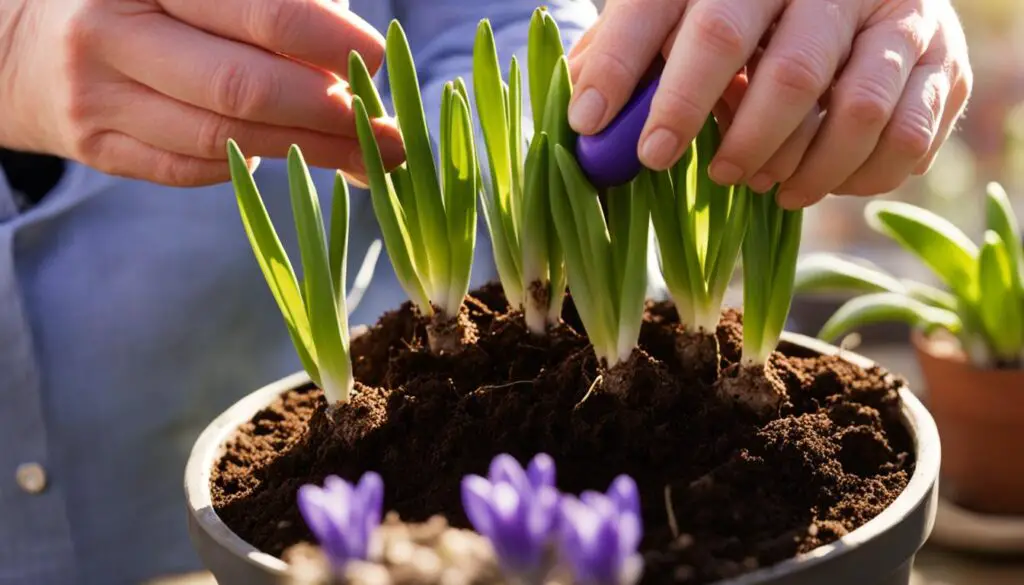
{"left": 567, "top": 0, "right": 972, "bottom": 208}
{"left": 0, "top": 0, "right": 404, "bottom": 186}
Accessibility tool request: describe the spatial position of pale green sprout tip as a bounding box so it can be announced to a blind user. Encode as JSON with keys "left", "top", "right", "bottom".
{"left": 226, "top": 139, "right": 354, "bottom": 404}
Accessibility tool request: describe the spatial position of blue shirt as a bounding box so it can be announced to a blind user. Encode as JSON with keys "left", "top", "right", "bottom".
{"left": 0, "top": 2, "right": 597, "bottom": 583}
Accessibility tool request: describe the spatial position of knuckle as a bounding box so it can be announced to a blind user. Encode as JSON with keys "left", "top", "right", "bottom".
{"left": 248, "top": 0, "right": 309, "bottom": 48}
{"left": 196, "top": 114, "right": 239, "bottom": 159}
{"left": 888, "top": 116, "right": 934, "bottom": 159}
{"left": 893, "top": 19, "right": 929, "bottom": 57}
{"left": 838, "top": 78, "right": 896, "bottom": 128}
{"left": 693, "top": 7, "right": 747, "bottom": 57}
{"left": 767, "top": 51, "right": 831, "bottom": 99}
{"left": 584, "top": 50, "right": 642, "bottom": 94}
{"left": 210, "top": 62, "right": 277, "bottom": 118}
{"left": 651, "top": 84, "right": 704, "bottom": 128}
{"left": 150, "top": 154, "right": 195, "bottom": 186}
{"left": 62, "top": 1, "right": 104, "bottom": 56}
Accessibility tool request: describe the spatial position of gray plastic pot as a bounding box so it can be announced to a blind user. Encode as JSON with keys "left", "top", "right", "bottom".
{"left": 185, "top": 331, "right": 941, "bottom": 585}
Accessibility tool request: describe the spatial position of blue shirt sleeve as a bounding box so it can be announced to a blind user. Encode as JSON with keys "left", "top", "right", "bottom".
{"left": 390, "top": 0, "right": 599, "bottom": 143}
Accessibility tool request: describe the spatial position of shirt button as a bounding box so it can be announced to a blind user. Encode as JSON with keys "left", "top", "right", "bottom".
{"left": 15, "top": 462, "right": 47, "bottom": 494}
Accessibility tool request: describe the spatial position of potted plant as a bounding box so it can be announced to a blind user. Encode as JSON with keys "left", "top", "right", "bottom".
{"left": 186, "top": 9, "right": 940, "bottom": 585}
{"left": 793, "top": 183, "right": 1023, "bottom": 516}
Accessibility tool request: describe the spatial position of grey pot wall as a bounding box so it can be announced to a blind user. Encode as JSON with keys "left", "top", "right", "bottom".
{"left": 185, "top": 332, "right": 941, "bottom": 585}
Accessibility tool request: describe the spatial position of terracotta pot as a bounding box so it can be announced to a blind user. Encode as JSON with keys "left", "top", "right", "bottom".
{"left": 186, "top": 332, "right": 941, "bottom": 585}
{"left": 913, "top": 331, "right": 1024, "bottom": 515}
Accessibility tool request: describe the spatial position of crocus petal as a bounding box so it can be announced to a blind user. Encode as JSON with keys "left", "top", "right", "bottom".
{"left": 527, "top": 486, "right": 560, "bottom": 540}
{"left": 607, "top": 475, "right": 641, "bottom": 520}
{"left": 297, "top": 485, "right": 332, "bottom": 542}
{"left": 356, "top": 471, "right": 385, "bottom": 527}
{"left": 489, "top": 482, "right": 523, "bottom": 526}
{"left": 461, "top": 475, "right": 496, "bottom": 537}
{"left": 617, "top": 513, "right": 643, "bottom": 560}
{"left": 557, "top": 478, "right": 645, "bottom": 585}
{"left": 526, "top": 453, "right": 556, "bottom": 489}
{"left": 296, "top": 473, "right": 386, "bottom": 569}
{"left": 579, "top": 491, "right": 615, "bottom": 517}
{"left": 488, "top": 454, "right": 531, "bottom": 494}
{"left": 589, "top": 515, "right": 623, "bottom": 583}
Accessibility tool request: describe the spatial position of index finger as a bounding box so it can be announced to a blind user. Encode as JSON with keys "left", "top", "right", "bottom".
{"left": 567, "top": 0, "right": 685, "bottom": 136}
{"left": 638, "top": 0, "right": 784, "bottom": 170}
{"left": 158, "top": 0, "right": 386, "bottom": 77}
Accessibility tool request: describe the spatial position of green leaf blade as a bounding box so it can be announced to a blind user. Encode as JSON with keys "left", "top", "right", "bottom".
{"left": 348, "top": 51, "right": 386, "bottom": 119}
{"left": 866, "top": 200, "right": 979, "bottom": 299}
{"left": 794, "top": 253, "right": 906, "bottom": 295}
{"left": 286, "top": 146, "right": 351, "bottom": 403}
{"left": 978, "top": 231, "right": 1024, "bottom": 360}
{"left": 819, "top": 292, "right": 963, "bottom": 343}
{"left": 329, "top": 172, "right": 351, "bottom": 342}
{"left": 986, "top": 182, "right": 1024, "bottom": 292}
{"left": 615, "top": 179, "right": 650, "bottom": 363}
{"left": 554, "top": 145, "right": 618, "bottom": 363}
{"left": 227, "top": 140, "right": 319, "bottom": 384}
{"left": 353, "top": 96, "right": 431, "bottom": 313}
{"left": 444, "top": 92, "right": 479, "bottom": 316}
{"left": 387, "top": 21, "right": 449, "bottom": 304}
{"left": 527, "top": 8, "right": 565, "bottom": 131}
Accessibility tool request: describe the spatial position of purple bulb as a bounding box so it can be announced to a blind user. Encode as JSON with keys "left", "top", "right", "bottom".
{"left": 575, "top": 76, "right": 660, "bottom": 189}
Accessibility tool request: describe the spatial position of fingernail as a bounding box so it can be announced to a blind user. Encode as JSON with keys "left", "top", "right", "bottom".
{"left": 342, "top": 171, "right": 369, "bottom": 190}
{"left": 639, "top": 128, "right": 680, "bottom": 170}
{"left": 377, "top": 137, "right": 406, "bottom": 167}
{"left": 709, "top": 160, "right": 743, "bottom": 186}
{"left": 568, "top": 88, "right": 607, "bottom": 133}
{"left": 776, "top": 189, "right": 806, "bottom": 210}
{"left": 748, "top": 172, "right": 774, "bottom": 194}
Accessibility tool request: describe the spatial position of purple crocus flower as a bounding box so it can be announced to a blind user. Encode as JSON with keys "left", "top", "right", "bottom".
{"left": 558, "top": 475, "right": 644, "bottom": 585}
{"left": 296, "top": 472, "right": 384, "bottom": 569}
{"left": 461, "top": 453, "right": 560, "bottom": 578}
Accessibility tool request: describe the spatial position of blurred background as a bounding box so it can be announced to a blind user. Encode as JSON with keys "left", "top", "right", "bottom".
{"left": 790, "top": 0, "right": 1024, "bottom": 341}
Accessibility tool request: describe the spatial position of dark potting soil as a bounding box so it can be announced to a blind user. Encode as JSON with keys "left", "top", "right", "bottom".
{"left": 212, "top": 283, "right": 914, "bottom": 585}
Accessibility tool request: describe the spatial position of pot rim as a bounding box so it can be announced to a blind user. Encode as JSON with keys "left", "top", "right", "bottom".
{"left": 184, "top": 331, "right": 941, "bottom": 583}
{"left": 911, "top": 329, "right": 1024, "bottom": 375}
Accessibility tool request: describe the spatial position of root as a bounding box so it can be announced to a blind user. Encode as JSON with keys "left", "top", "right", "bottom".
{"left": 425, "top": 306, "right": 477, "bottom": 355}
{"left": 600, "top": 350, "right": 644, "bottom": 396}
{"left": 715, "top": 362, "right": 787, "bottom": 418}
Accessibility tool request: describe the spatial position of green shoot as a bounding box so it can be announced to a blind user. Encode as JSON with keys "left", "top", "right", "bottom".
{"left": 741, "top": 189, "right": 804, "bottom": 367}
{"left": 716, "top": 187, "right": 803, "bottom": 416}
{"left": 227, "top": 140, "right": 354, "bottom": 404}
{"left": 648, "top": 116, "right": 750, "bottom": 379}
{"left": 473, "top": 9, "right": 568, "bottom": 334}
{"left": 550, "top": 141, "right": 650, "bottom": 386}
{"left": 349, "top": 23, "right": 479, "bottom": 353}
